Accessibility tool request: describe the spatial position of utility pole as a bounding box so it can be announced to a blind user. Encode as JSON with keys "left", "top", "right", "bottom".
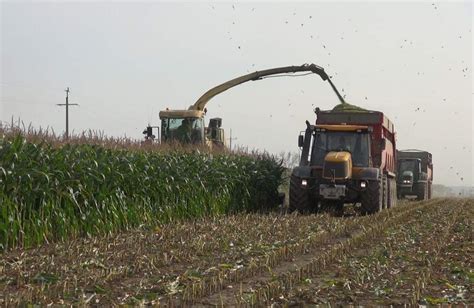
{"left": 228, "top": 128, "right": 238, "bottom": 151}
{"left": 57, "top": 87, "right": 78, "bottom": 139}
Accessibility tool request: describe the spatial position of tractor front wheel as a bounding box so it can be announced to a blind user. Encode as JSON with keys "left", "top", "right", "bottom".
{"left": 289, "top": 175, "right": 311, "bottom": 213}
{"left": 361, "top": 176, "right": 383, "bottom": 214}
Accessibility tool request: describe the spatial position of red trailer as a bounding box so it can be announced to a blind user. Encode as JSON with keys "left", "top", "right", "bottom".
{"left": 290, "top": 107, "right": 397, "bottom": 214}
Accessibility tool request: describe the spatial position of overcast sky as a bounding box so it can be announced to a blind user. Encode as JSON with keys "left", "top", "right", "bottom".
{"left": 1, "top": 1, "right": 472, "bottom": 186}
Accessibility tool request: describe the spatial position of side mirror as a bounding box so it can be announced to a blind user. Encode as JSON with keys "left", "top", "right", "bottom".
{"left": 298, "top": 135, "right": 304, "bottom": 148}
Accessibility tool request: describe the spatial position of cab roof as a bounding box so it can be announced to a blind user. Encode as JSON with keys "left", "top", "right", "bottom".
{"left": 159, "top": 109, "right": 204, "bottom": 119}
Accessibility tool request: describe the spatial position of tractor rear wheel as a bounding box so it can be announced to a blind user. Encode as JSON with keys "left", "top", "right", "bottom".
{"left": 389, "top": 177, "right": 397, "bottom": 208}
{"left": 361, "top": 176, "right": 383, "bottom": 214}
{"left": 289, "top": 175, "right": 311, "bottom": 213}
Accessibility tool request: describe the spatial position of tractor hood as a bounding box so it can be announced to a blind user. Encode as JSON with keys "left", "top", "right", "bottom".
{"left": 402, "top": 170, "right": 414, "bottom": 179}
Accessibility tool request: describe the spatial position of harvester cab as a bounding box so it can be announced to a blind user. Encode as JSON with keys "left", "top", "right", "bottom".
{"left": 159, "top": 109, "right": 206, "bottom": 144}
{"left": 158, "top": 109, "right": 225, "bottom": 147}
{"left": 157, "top": 63, "right": 345, "bottom": 148}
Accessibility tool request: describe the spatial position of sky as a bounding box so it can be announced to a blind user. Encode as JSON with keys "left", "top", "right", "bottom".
{"left": 1, "top": 1, "right": 472, "bottom": 186}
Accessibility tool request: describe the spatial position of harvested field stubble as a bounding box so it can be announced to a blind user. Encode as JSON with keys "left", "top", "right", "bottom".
{"left": 3, "top": 198, "right": 472, "bottom": 306}
{"left": 0, "top": 211, "right": 355, "bottom": 304}
{"left": 265, "top": 198, "right": 473, "bottom": 306}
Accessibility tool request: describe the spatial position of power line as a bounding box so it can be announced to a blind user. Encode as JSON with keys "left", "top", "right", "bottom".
{"left": 56, "top": 87, "right": 78, "bottom": 139}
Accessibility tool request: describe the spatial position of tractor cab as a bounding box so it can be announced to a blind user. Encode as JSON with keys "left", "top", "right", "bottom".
{"left": 299, "top": 125, "right": 371, "bottom": 181}
{"left": 308, "top": 125, "right": 371, "bottom": 169}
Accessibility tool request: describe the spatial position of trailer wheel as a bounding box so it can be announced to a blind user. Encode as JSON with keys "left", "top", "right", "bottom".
{"left": 387, "top": 177, "right": 394, "bottom": 208}
{"left": 289, "top": 175, "right": 311, "bottom": 213}
{"left": 361, "top": 177, "right": 383, "bottom": 214}
{"left": 390, "top": 177, "right": 397, "bottom": 208}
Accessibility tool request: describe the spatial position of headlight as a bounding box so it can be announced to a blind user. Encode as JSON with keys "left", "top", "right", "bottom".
{"left": 301, "top": 179, "right": 308, "bottom": 186}
{"left": 360, "top": 181, "right": 367, "bottom": 188}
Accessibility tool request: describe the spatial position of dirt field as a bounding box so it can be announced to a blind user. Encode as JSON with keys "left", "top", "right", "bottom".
{"left": 1, "top": 198, "right": 472, "bottom": 305}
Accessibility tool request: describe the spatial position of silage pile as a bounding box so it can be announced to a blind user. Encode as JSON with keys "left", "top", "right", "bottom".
{"left": 331, "top": 102, "right": 369, "bottom": 113}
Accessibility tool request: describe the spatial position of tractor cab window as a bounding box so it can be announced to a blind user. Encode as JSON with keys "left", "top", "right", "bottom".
{"left": 398, "top": 160, "right": 420, "bottom": 174}
{"left": 162, "top": 117, "right": 205, "bottom": 143}
{"left": 311, "top": 131, "right": 370, "bottom": 167}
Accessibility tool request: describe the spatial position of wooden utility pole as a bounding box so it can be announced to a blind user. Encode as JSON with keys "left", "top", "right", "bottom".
{"left": 57, "top": 87, "right": 78, "bottom": 139}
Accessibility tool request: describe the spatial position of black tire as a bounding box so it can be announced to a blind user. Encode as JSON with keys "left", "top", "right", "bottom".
{"left": 289, "top": 175, "right": 311, "bottom": 213}
{"left": 428, "top": 182, "right": 432, "bottom": 199}
{"left": 387, "top": 177, "right": 392, "bottom": 209}
{"left": 382, "top": 175, "right": 388, "bottom": 209}
{"left": 416, "top": 182, "right": 426, "bottom": 201}
{"left": 361, "top": 177, "right": 383, "bottom": 214}
{"left": 390, "top": 177, "right": 397, "bottom": 208}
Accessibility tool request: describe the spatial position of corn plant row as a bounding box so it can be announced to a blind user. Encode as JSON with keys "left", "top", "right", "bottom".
{"left": 176, "top": 213, "right": 369, "bottom": 304}
{"left": 419, "top": 202, "right": 473, "bottom": 304}
{"left": 0, "top": 212, "right": 365, "bottom": 305}
{"left": 409, "top": 200, "right": 464, "bottom": 305}
{"left": 0, "top": 134, "right": 284, "bottom": 250}
{"left": 243, "top": 199, "right": 445, "bottom": 306}
{"left": 270, "top": 198, "right": 467, "bottom": 306}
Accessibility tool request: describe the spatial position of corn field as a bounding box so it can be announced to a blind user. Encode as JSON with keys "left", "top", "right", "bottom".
{"left": 0, "top": 132, "right": 284, "bottom": 250}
